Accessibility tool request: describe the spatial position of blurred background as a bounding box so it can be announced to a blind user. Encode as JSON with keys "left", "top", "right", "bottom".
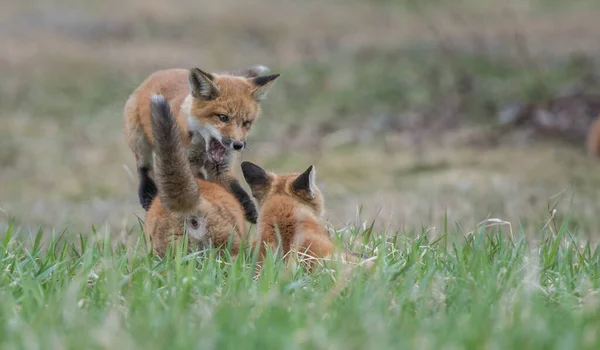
{"left": 2, "top": 0, "right": 600, "bottom": 239}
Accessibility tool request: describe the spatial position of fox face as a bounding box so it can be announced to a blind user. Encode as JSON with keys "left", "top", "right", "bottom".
{"left": 241, "top": 161, "right": 324, "bottom": 217}
{"left": 185, "top": 68, "right": 279, "bottom": 164}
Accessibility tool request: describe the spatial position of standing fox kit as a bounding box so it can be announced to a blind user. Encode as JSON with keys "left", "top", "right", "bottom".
{"left": 241, "top": 161, "right": 372, "bottom": 268}
{"left": 124, "top": 66, "right": 280, "bottom": 223}
{"left": 145, "top": 95, "right": 246, "bottom": 256}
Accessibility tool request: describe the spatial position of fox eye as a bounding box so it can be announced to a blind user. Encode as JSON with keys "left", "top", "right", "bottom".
{"left": 189, "top": 217, "right": 200, "bottom": 230}
{"left": 217, "top": 114, "right": 230, "bottom": 123}
{"left": 242, "top": 121, "right": 251, "bottom": 128}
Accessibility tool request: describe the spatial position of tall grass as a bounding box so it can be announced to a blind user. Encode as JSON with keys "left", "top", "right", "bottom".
{"left": 1, "top": 216, "right": 599, "bottom": 349}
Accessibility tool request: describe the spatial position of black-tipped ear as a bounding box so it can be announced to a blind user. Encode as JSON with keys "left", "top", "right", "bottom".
{"left": 292, "top": 165, "right": 316, "bottom": 198}
{"left": 188, "top": 68, "right": 220, "bottom": 100}
{"left": 241, "top": 161, "right": 270, "bottom": 187}
{"left": 250, "top": 74, "right": 280, "bottom": 101}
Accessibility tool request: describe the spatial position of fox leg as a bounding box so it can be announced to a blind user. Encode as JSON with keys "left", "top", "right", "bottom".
{"left": 126, "top": 122, "right": 157, "bottom": 210}
{"left": 138, "top": 166, "right": 158, "bottom": 211}
{"left": 205, "top": 161, "right": 258, "bottom": 225}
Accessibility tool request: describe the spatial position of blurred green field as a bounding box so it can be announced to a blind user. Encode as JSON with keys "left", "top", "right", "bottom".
{"left": 2, "top": 0, "right": 600, "bottom": 236}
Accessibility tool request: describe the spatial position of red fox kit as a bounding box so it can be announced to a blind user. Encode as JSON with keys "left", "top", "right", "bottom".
{"left": 144, "top": 95, "right": 246, "bottom": 256}
{"left": 124, "top": 66, "right": 279, "bottom": 224}
{"left": 241, "top": 161, "right": 372, "bottom": 269}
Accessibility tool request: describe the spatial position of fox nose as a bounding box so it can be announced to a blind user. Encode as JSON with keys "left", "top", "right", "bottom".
{"left": 232, "top": 141, "right": 245, "bottom": 151}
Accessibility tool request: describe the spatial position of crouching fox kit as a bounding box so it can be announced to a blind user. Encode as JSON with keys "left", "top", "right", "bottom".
{"left": 144, "top": 95, "right": 246, "bottom": 256}
{"left": 241, "top": 161, "right": 373, "bottom": 269}
{"left": 124, "top": 65, "right": 280, "bottom": 224}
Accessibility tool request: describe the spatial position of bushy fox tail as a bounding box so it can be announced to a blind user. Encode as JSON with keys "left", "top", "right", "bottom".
{"left": 150, "top": 95, "right": 200, "bottom": 213}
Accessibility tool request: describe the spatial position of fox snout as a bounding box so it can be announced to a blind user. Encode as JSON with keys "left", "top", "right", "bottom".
{"left": 222, "top": 137, "right": 246, "bottom": 151}
{"left": 232, "top": 140, "right": 245, "bottom": 151}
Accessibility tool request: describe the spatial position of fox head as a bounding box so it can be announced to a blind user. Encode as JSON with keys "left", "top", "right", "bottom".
{"left": 185, "top": 67, "right": 280, "bottom": 164}
{"left": 240, "top": 161, "right": 324, "bottom": 217}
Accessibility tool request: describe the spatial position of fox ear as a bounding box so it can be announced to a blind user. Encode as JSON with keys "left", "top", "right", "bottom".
{"left": 292, "top": 165, "right": 316, "bottom": 199}
{"left": 250, "top": 74, "right": 280, "bottom": 101}
{"left": 188, "top": 68, "right": 220, "bottom": 100}
{"left": 241, "top": 161, "right": 270, "bottom": 190}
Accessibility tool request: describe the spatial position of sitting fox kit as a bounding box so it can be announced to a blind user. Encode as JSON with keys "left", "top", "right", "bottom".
{"left": 241, "top": 161, "right": 368, "bottom": 267}
{"left": 124, "top": 65, "right": 280, "bottom": 224}
{"left": 144, "top": 95, "right": 246, "bottom": 256}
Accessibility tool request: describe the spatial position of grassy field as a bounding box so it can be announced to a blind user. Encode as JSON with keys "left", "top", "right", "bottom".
{"left": 1, "top": 219, "right": 599, "bottom": 349}
{"left": 2, "top": 0, "right": 600, "bottom": 347}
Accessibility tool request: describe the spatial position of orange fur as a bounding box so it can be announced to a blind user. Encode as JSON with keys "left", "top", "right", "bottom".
{"left": 145, "top": 179, "right": 246, "bottom": 256}
{"left": 587, "top": 115, "right": 600, "bottom": 157}
{"left": 144, "top": 96, "right": 246, "bottom": 256}
{"left": 125, "top": 69, "right": 268, "bottom": 148}
{"left": 241, "top": 162, "right": 373, "bottom": 271}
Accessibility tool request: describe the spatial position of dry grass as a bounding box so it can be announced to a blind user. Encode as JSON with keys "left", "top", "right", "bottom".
{"left": 1, "top": 0, "right": 600, "bottom": 237}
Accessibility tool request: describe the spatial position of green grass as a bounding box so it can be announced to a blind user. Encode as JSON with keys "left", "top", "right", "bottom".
{"left": 1, "top": 216, "right": 599, "bottom": 349}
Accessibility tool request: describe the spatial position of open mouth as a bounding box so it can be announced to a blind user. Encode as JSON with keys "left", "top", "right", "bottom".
{"left": 208, "top": 138, "right": 227, "bottom": 164}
